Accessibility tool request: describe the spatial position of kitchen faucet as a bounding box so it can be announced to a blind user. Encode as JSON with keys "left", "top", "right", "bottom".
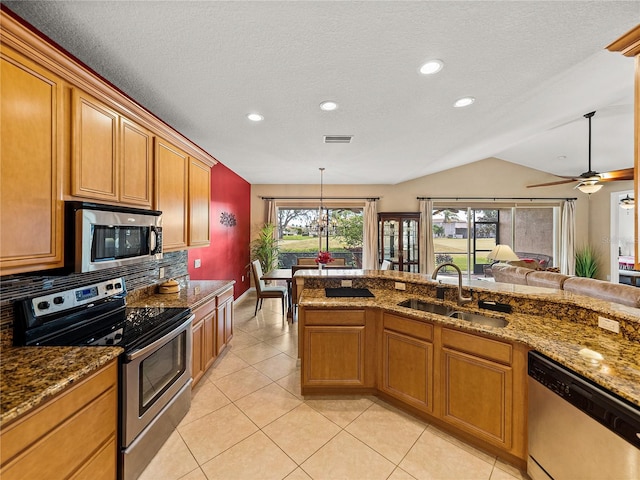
{"left": 431, "top": 263, "right": 473, "bottom": 306}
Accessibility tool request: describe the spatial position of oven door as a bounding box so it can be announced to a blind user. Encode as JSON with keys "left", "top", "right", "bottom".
{"left": 121, "top": 314, "right": 193, "bottom": 448}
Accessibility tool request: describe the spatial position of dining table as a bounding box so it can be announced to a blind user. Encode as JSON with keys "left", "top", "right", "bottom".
{"left": 261, "top": 265, "right": 353, "bottom": 320}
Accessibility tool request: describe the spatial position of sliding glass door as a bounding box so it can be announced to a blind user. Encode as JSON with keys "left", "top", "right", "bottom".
{"left": 432, "top": 205, "right": 558, "bottom": 279}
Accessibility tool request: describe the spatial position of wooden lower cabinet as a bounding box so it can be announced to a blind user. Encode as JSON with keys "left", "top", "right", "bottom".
{"left": 381, "top": 313, "right": 434, "bottom": 413}
{"left": 0, "top": 359, "right": 118, "bottom": 480}
{"left": 191, "top": 317, "right": 205, "bottom": 385}
{"left": 299, "top": 307, "right": 528, "bottom": 463}
{"left": 440, "top": 327, "right": 527, "bottom": 460}
{"left": 191, "top": 287, "right": 235, "bottom": 387}
{"left": 304, "top": 326, "right": 366, "bottom": 386}
{"left": 216, "top": 287, "right": 234, "bottom": 356}
{"left": 301, "top": 309, "right": 375, "bottom": 390}
{"left": 441, "top": 346, "right": 513, "bottom": 447}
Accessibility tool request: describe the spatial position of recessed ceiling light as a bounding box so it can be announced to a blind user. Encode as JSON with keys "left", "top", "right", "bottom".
{"left": 419, "top": 59, "right": 444, "bottom": 75}
{"left": 453, "top": 97, "right": 475, "bottom": 108}
{"left": 247, "top": 113, "right": 264, "bottom": 122}
{"left": 320, "top": 101, "right": 338, "bottom": 111}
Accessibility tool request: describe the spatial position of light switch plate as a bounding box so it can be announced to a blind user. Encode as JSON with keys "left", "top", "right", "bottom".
{"left": 159, "top": 267, "right": 165, "bottom": 279}
{"left": 194, "top": 259, "right": 201, "bottom": 268}
{"left": 341, "top": 280, "right": 353, "bottom": 287}
{"left": 395, "top": 282, "right": 406, "bottom": 290}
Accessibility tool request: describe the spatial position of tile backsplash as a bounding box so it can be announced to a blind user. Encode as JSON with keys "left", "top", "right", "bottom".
{"left": 0, "top": 251, "right": 188, "bottom": 343}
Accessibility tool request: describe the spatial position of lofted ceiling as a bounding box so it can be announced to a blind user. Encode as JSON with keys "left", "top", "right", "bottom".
{"left": 3, "top": 1, "right": 639, "bottom": 185}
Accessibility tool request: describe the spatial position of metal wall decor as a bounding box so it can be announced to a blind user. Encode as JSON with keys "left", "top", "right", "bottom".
{"left": 220, "top": 212, "right": 237, "bottom": 227}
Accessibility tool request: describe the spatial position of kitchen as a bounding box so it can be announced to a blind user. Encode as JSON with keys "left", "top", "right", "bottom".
{"left": 1, "top": 2, "right": 640, "bottom": 480}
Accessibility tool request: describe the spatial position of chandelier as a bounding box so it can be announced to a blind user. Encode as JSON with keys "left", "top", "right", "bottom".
{"left": 307, "top": 167, "right": 337, "bottom": 251}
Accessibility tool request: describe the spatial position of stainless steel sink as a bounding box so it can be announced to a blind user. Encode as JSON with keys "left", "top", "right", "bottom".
{"left": 397, "top": 299, "right": 450, "bottom": 316}
{"left": 448, "top": 311, "right": 509, "bottom": 328}
{"left": 397, "top": 299, "right": 508, "bottom": 328}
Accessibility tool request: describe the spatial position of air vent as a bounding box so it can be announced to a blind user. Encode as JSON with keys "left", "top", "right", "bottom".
{"left": 323, "top": 135, "right": 353, "bottom": 144}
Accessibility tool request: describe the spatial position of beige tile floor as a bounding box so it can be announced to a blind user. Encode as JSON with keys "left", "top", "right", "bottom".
{"left": 139, "top": 293, "right": 530, "bottom": 480}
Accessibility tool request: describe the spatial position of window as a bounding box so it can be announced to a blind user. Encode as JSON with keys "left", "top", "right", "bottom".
{"left": 276, "top": 207, "right": 363, "bottom": 267}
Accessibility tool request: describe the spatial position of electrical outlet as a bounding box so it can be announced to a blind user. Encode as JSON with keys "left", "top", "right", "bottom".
{"left": 159, "top": 267, "right": 165, "bottom": 279}
{"left": 242, "top": 275, "right": 245, "bottom": 282}
{"left": 194, "top": 259, "right": 201, "bottom": 268}
{"left": 341, "top": 280, "right": 353, "bottom": 287}
{"left": 598, "top": 316, "right": 619, "bottom": 333}
{"left": 395, "top": 282, "right": 406, "bottom": 291}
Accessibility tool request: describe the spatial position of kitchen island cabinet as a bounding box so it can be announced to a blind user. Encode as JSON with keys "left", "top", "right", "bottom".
{"left": 380, "top": 312, "right": 434, "bottom": 414}
{"left": 299, "top": 301, "right": 528, "bottom": 463}
{"left": 300, "top": 309, "right": 376, "bottom": 392}
{"left": 440, "top": 328, "right": 527, "bottom": 458}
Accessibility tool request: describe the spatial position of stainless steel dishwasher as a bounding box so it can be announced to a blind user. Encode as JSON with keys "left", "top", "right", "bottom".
{"left": 527, "top": 351, "right": 640, "bottom": 480}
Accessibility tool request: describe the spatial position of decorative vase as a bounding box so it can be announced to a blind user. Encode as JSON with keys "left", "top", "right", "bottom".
{"left": 318, "top": 263, "right": 324, "bottom": 270}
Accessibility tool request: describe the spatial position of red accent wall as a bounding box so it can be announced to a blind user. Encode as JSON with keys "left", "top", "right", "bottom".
{"left": 188, "top": 162, "right": 251, "bottom": 298}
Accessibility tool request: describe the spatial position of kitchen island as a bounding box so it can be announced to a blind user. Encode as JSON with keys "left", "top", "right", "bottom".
{"left": 295, "top": 269, "right": 640, "bottom": 467}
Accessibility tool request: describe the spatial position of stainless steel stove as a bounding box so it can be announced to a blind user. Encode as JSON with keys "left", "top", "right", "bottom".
{"left": 14, "top": 278, "right": 194, "bottom": 480}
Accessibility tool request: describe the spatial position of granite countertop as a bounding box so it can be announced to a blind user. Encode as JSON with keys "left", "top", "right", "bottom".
{"left": 0, "top": 346, "right": 122, "bottom": 426}
{"left": 127, "top": 279, "right": 235, "bottom": 311}
{"left": 0, "top": 279, "right": 235, "bottom": 428}
{"left": 299, "top": 284, "right": 640, "bottom": 408}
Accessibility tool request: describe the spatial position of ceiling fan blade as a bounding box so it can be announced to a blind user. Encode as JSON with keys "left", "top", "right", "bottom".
{"left": 598, "top": 167, "right": 634, "bottom": 182}
{"left": 527, "top": 178, "right": 578, "bottom": 188}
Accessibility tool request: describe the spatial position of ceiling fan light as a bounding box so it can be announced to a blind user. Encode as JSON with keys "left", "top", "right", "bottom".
{"left": 576, "top": 180, "right": 603, "bottom": 194}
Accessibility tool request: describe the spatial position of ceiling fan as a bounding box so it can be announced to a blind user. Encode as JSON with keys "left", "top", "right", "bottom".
{"left": 527, "top": 111, "right": 634, "bottom": 193}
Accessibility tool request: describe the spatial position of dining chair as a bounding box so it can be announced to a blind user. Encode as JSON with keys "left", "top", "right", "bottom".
{"left": 296, "top": 257, "right": 316, "bottom": 265}
{"left": 298, "top": 257, "right": 347, "bottom": 266}
{"left": 251, "top": 260, "right": 288, "bottom": 318}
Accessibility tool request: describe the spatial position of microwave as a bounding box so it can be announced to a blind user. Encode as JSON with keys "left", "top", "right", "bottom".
{"left": 66, "top": 202, "right": 162, "bottom": 273}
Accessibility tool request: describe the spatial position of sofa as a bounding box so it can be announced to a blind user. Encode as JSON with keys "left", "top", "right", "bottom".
{"left": 492, "top": 265, "right": 640, "bottom": 308}
{"left": 484, "top": 252, "right": 553, "bottom": 277}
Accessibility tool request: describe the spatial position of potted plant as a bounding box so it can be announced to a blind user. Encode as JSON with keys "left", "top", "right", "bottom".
{"left": 575, "top": 245, "right": 599, "bottom": 278}
{"left": 250, "top": 223, "right": 280, "bottom": 273}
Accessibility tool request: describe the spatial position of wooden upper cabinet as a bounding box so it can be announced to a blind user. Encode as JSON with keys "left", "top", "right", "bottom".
{"left": 120, "top": 117, "right": 153, "bottom": 207}
{"left": 0, "top": 45, "right": 64, "bottom": 275}
{"left": 72, "top": 90, "right": 119, "bottom": 202}
{"left": 154, "top": 137, "right": 189, "bottom": 250}
{"left": 189, "top": 157, "right": 211, "bottom": 247}
{"left": 71, "top": 89, "right": 153, "bottom": 207}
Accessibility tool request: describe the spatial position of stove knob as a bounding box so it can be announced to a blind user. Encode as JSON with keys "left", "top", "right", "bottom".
{"left": 114, "top": 332, "right": 123, "bottom": 340}
{"left": 114, "top": 282, "right": 122, "bottom": 289}
{"left": 105, "top": 338, "right": 114, "bottom": 345}
{"left": 37, "top": 301, "right": 50, "bottom": 310}
{"left": 106, "top": 284, "right": 114, "bottom": 290}
{"left": 53, "top": 296, "right": 65, "bottom": 305}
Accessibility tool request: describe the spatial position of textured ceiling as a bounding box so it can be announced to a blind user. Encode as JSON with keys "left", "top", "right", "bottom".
{"left": 4, "top": 1, "right": 639, "bottom": 185}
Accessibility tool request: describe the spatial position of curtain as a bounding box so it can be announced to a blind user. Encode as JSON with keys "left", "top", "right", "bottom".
{"left": 362, "top": 199, "right": 378, "bottom": 270}
{"left": 419, "top": 199, "right": 435, "bottom": 274}
{"left": 265, "top": 199, "right": 277, "bottom": 226}
{"left": 560, "top": 200, "right": 575, "bottom": 275}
